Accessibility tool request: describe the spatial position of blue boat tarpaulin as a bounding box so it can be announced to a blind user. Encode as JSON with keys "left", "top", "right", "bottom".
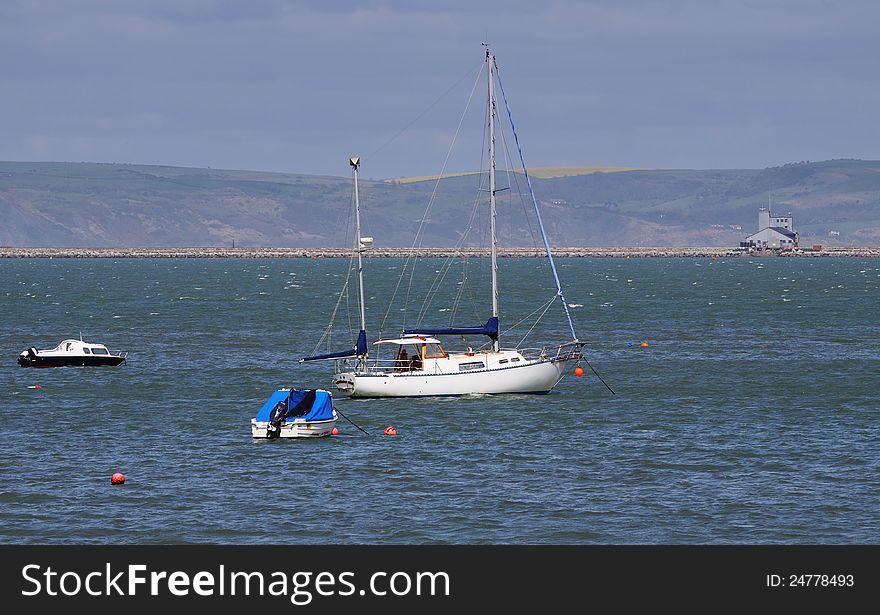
{"left": 404, "top": 316, "right": 499, "bottom": 341}
{"left": 255, "top": 389, "right": 334, "bottom": 422}
{"left": 301, "top": 330, "right": 368, "bottom": 362}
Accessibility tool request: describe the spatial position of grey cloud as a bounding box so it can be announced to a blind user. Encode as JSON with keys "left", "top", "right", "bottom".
{"left": 0, "top": 1, "right": 878, "bottom": 177}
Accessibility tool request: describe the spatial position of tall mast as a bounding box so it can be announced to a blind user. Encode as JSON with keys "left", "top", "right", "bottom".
{"left": 351, "top": 156, "right": 366, "bottom": 336}
{"left": 487, "top": 48, "right": 500, "bottom": 352}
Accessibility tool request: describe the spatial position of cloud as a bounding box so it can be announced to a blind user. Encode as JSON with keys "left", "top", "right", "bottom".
{"left": 0, "top": 1, "right": 878, "bottom": 176}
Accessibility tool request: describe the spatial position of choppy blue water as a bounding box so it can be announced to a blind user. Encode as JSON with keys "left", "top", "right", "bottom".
{"left": 1, "top": 257, "right": 878, "bottom": 544}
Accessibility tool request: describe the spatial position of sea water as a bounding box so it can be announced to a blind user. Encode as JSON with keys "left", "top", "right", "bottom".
{"left": 0, "top": 257, "right": 878, "bottom": 544}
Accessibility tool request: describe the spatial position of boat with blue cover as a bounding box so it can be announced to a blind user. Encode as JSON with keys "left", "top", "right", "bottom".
{"left": 250, "top": 388, "right": 338, "bottom": 438}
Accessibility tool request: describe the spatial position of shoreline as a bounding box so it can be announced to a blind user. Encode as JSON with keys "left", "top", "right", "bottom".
{"left": 1, "top": 246, "right": 878, "bottom": 259}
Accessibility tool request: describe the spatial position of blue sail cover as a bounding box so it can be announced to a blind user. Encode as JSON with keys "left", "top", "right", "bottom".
{"left": 404, "top": 316, "right": 498, "bottom": 341}
{"left": 255, "top": 389, "right": 335, "bottom": 422}
{"left": 301, "top": 329, "right": 368, "bottom": 362}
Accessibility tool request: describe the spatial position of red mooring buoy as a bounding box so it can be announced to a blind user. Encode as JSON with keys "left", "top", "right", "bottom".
{"left": 331, "top": 427, "right": 339, "bottom": 436}
{"left": 574, "top": 366, "right": 584, "bottom": 377}
{"left": 384, "top": 426, "right": 398, "bottom": 436}
{"left": 111, "top": 473, "right": 125, "bottom": 485}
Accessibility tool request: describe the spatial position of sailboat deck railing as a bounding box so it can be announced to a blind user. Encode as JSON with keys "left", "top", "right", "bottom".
{"left": 333, "top": 341, "right": 582, "bottom": 376}
{"left": 518, "top": 341, "right": 583, "bottom": 363}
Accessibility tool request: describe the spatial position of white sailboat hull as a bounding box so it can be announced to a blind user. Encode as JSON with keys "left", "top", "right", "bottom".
{"left": 334, "top": 357, "right": 573, "bottom": 398}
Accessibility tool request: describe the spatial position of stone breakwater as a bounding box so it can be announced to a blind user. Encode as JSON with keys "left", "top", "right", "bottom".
{"left": 1, "top": 247, "right": 878, "bottom": 259}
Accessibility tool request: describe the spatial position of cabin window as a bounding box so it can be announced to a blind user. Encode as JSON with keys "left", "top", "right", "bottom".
{"left": 459, "top": 361, "right": 485, "bottom": 371}
{"left": 91, "top": 347, "right": 109, "bottom": 355}
{"left": 499, "top": 359, "right": 509, "bottom": 364}
{"left": 424, "top": 343, "right": 446, "bottom": 359}
{"left": 82, "top": 348, "right": 91, "bottom": 354}
{"left": 511, "top": 357, "right": 521, "bottom": 362}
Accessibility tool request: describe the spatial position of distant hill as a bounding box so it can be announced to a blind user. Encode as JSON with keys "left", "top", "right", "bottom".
{"left": 387, "top": 166, "right": 644, "bottom": 184}
{"left": 1, "top": 159, "right": 879, "bottom": 248}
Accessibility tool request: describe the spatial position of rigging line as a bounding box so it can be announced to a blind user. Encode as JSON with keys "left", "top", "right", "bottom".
{"left": 448, "top": 100, "right": 491, "bottom": 328}
{"left": 417, "top": 261, "right": 454, "bottom": 325}
{"left": 449, "top": 199, "right": 487, "bottom": 326}
{"left": 380, "top": 62, "right": 486, "bottom": 335}
{"left": 311, "top": 251, "right": 356, "bottom": 354}
{"left": 419, "top": 254, "right": 462, "bottom": 327}
{"left": 499, "top": 292, "right": 556, "bottom": 337}
{"left": 449, "top": 196, "right": 483, "bottom": 324}
{"left": 491, "top": 102, "right": 518, "bottom": 248}
{"left": 450, "top": 257, "right": 468, "bottom": 325}
{"left": 461, "top": 256, "right": 489, "bottom": 326}
{"left": 495, "top": 61, "right": 579, "bottom": 342}
{"left": 417, "top": 222, "right": 475, "bottom": 323}
{"left": 416, "top": 181, "right": 484, "bottom": 325}
{"left": 497, "top": 113, "right": 540, "bottom": 249}
{"left": 337, "top": 190, "right": 357, "bottom": 343}
{"left": 448, "top": 77, "right": 491, "bottom": 327}
{"left": 403, "top": 64, "right": 484, "bottom": 324}
{"left": 515, "top": 294, "right": 558, "bottom": 349}
{"left": 417, "top": 215, "right": 479, "bottom": 326}
{"left": 378, "top": 253, "right": 409, "bottom": 336}
{"left": 344, "top": 254, "right": 354, "bottom": 340}
{"left": 366, "top": 60, "right": 483, "bottom": 161}
{"left": 345, "top": 188, "right": 358, "bottom": 340}
{"left": 416, "top": 247, "right": 459, "bottom": 325}
{"left": 450, "top": 96, "right": 491, "bottom": 329}
{"left": 310, "top": 191, "right": 357, "bottom": 354}
{"left": 499, "top": 126, "right": 523, "bottom": 249}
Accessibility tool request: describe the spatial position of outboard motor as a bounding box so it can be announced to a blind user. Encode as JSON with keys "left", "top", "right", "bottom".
{"left": 266, "top": 400, "right": 287, "bottom": 439}
{"left": 18, "top": 347, "right": 37, "bottom": 367}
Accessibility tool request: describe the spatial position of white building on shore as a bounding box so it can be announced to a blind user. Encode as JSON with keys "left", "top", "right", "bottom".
{"left": 743, "top": 207, "right": 798, "bottom": 248}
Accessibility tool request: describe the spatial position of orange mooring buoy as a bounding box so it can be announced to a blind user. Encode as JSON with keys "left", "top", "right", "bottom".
{"left": 573, "top": 366, "right": 584, "bottom": 377}
{"left": 384, "top": 426, "right": 398, "bottom": 436}
{"left": 640, "top": 342, "right": 649, "bottom": 347}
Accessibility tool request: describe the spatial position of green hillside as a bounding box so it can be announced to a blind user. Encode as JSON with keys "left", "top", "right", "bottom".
{"left": 1, "top": 159, "right": 879, "bottom": 248}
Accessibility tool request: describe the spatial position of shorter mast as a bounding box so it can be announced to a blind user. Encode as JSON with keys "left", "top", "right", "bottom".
{"left": 299, "top": 157, "right": 370, "bottom": 363}
{"left": 352, "top": 157, "right": 366, "bottom": 339}
{"left": 351, "top": 156, "right": 371, "bottom": 363}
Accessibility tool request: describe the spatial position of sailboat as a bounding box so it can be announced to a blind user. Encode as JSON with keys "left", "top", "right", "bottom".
{"left": 301, "top": 47, "right": 584, "bottom": 397}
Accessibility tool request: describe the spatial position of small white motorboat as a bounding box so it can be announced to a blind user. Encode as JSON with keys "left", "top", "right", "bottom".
{"left": 18, "top": 337, "right": 127, "bottom": 368}
{"left": 251, "top": 388, "right": 338, "bottom": 439}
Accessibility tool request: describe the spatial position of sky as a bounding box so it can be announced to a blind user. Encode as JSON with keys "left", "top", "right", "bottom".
{"left": 1, "top": 0, "right": 879, "bottom": 179}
